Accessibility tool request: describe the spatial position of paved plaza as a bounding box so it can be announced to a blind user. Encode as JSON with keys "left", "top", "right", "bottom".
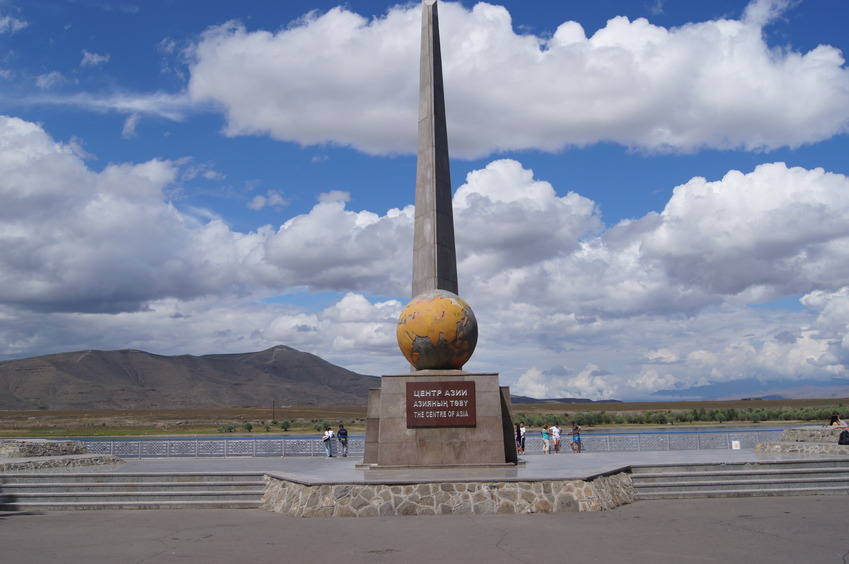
{"left": 1, "top": 450, "right": 847, "bottom": 563}
{"left": 0, "top": 446, "right": 813, "bottom": 482}
{"left": 1, "top": 495, "right": 846, "bottom": 563}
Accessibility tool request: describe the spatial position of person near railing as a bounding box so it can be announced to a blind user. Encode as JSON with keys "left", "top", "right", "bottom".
{"left": 519, "top": 422, "right": 526, "bottom": 453}
{"left": 551, "top": 423, "right": 562, "bottom": 454}
{"left": 569, "top": 420, "right": 582, "bottom": 453}
{"left": 337, "top": 423, "right": 349, "bottom": 457}
{"left": 514, "top": 423, "right": 523, "bottom": 454}
{"left": 541, "top": 425, "right": 551, "bottom": 454}
{"left": 322, "top": 426, "right": 335, "bottom": 457}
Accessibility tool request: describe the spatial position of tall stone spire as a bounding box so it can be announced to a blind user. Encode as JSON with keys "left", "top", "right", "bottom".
{"left": 411, "top": 0, "right": 458, "bottom": 297}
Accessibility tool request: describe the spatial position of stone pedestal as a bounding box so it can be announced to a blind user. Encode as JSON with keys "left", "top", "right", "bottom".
{"left": 361, "top": 371, "right": 518, "bottom": 468}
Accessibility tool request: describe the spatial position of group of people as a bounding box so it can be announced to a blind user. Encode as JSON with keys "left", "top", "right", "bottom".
{"left": 514, "top": 421, "right": 582, "bottom": 455}
{"left": 321, "top": 423, "right": 349, "bottom": 457}
{"left": 322, "top": 411, "right": 849, "bottom": 459}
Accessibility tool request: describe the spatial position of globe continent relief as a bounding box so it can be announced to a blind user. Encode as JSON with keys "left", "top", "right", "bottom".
{"left": 396, "top": 289, "right": 478, "bottom": 370}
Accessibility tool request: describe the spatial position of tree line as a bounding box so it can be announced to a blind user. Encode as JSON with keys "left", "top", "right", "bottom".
{"left": 515, "top": 405, "right": 845, "bottom": 428}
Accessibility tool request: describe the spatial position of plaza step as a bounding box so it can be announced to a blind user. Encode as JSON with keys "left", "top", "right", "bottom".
{"left": 631, "top": 458, "right": 849, "bottom": 499}
{"left": 0, "top": 472, "right": 266, "bottom": 511}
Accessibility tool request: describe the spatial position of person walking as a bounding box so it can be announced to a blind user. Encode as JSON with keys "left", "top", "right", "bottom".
{"left": 337, "top": 423, "right": 349, "bottom": 457}
{"left": 541, "top": 425, "right": 551, "bottom": 454}
{"left": 322, "top": 426, "right": 335, "bottom": 457}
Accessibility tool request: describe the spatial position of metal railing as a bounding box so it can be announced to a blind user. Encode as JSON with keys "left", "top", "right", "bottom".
{"left": 81, "top": 437, "right": 366, "bottom": 459}
{"left": 79, "top": 429, "right": 783, "bottom": 459}
{"left": 523, "top": 429, "right": 783, "bottom": 454}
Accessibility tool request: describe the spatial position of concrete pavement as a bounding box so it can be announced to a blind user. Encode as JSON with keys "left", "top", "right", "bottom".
{"left": 5, "top": 448, "right": 826, "bottom": 483}
{"left": 1, "top": 495, "right": 847, "bottom": 563}
{"left": 1, "top": 450, "right": 848, "bottom": 562}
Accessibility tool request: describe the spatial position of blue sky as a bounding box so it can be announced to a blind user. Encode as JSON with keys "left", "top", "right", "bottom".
{"left": 2, "top": 0, "right": 849, "bottom": 401}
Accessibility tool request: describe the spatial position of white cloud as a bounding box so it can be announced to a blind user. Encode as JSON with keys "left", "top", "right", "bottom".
{"left": 121, "top": 113, "right": 141, "bottom": 138}
{"left": 742, "top": 0, "right": 791, "bottom": 27}
{"left": 35, "top": 71, "right": 64, "bottom": 90}
{"left": 514, "top": 364, "right": 619, "bottom": 400}
{"left": 0, "top": 116, "right": 257, "bottom": 314}
{"left": 81, "top": 50, "right": 110, "bottom": 67}
{"left": 187, "top": 1, "right": 849, "bottom": 157}
{"left": 31, "top": 91, "right": 193, "bottom": 121}
{"left": 0, "top": 15, "right": 27, "bottom": 34}
{"left": 454, "top": 159, "right": 601, "bottom": 276}
{"left": 639, "top": 164, "right": 849, "bottom": 303}
{"left": 5, "top": 116, "right": 849, "bottom": 398}
{"left": 248, "top": 190, "right": 289, "bottom": 211}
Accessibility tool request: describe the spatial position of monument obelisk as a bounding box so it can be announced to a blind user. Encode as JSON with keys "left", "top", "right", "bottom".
{"left": 412, "top": 0, "right": 458, "bottom": 297}
{"left": 361, "top": 0, "right": 517, "bottom": 468}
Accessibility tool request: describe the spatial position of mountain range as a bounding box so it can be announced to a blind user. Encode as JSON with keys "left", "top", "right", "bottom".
{"left": 0, "top": 346, "right": 379, "bottom": 410}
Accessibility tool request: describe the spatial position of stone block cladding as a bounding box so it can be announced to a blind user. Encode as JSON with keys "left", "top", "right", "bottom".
{"left": 262, "top": 472, "right": 636, "bottom": 517}
{"left": 755, "top": 442, "right": 849, "bottom": 456}
{"left": 363, "top": 372, "right": 517, "bottom": 467}
{"left": 0, "top": 439, "right": 124, "bottom": 472}
{"left": 779, "top": 427, "right": 848, "bottom": 443}
{"left": 0, "top": 439, "right": 89, "bottom": 458}
{"left": 754, "top": 426, "right": 849, "bottom": 456}
{"left": 1, "top": 455, "right": 124, "bottom": 472}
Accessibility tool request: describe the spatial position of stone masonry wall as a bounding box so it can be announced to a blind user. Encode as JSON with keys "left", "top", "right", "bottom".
{"left": 753, "top": 426, "right": 849, "bottom": 456}
{"left": 262, "top": 472, "right": 636, "bottom": 517}
{"left": 755, "top": 442, "right": 849, "bottom": 456}
{"left": 0, "top": 439, "right": 89, "bottom": 458}
{"left": 779, "top": 428, "right": 846, "bottom": 443}
{"left": 0, "top": 455, "right": 124, "bottom": 472}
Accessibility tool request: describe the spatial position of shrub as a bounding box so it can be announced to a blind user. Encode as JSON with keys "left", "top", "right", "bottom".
{"left": 218, "top": 424, "right": 236, "bottom": 433}
{"left": 280, "top": 420, "right": 291, "bottom": 431}
{"left": 649, "top": 412, "right": 667, "bottom": 425}
{"left": 242, "top": 422, "right": 253, "bottom": 432}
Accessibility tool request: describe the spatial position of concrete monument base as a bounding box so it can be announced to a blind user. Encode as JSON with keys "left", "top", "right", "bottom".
{"left": 360, "top": 371, "right": 518, "bottom": 468}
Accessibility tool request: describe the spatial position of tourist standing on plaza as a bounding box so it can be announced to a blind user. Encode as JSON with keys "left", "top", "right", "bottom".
{"left": 569, "top": 420, "right": 582, "bottom": 453}
{"left": 551, "top": 423, "right": 561, "bottom": 454}
{"left": 337, "top": 423, "right": 349, "bottom": 457}
{"left": 515, "top": 423, "right": 524, "bottom": 454}
{"left": 322, "top": 426, "right": 335, "bottom": 457}
{"left": 519, "top": 422, "right": 526, "bottom": 453}
{"left": 541, "top": 425, "right": 551, "bottom": 454}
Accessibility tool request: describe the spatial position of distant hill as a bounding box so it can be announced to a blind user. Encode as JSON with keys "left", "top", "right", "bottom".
{"left": 0, "top": 346, "right": 380, "bottom": 409}
{"left": 509, "top": 395, "right": 622, "bottom": 404}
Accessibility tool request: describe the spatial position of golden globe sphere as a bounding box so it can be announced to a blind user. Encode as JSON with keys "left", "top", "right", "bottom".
{"left": 396, "top": 289, "right": 478, "bottom": 370}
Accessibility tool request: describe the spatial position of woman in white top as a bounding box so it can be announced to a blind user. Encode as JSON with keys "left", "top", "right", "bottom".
{"left": 322, "top": 427, "right": 335, "bottom": 457}
{"left": 550, "top": 424, "right": 561, "bottom": 454}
